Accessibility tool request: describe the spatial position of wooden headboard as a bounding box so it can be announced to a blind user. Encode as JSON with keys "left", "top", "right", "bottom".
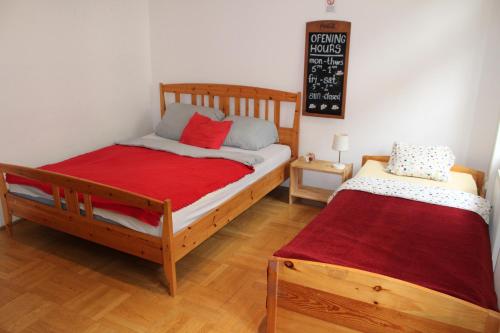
{"left": 159, "top": 83, "right": 301, "bottom": 159}
{"left": 362, "top": 155, "right": 486, "bottom": 197}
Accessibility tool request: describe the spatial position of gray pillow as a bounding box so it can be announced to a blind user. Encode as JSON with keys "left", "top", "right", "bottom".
{"left": 223, "top": 116, "right": 279, "bottom": 150}
{"left": 155, "top": 103, "right": 225, "bottom": 140}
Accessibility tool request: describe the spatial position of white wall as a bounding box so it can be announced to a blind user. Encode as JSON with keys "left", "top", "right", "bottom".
{"left": 476, "top": 0, "right": 500, "bottom": 198}
{"left": 467, "top": 0, "right": 500, "bottom": 176}
{"left": 469, "top": 0, "right": 500, "bottom": 292}
{"left": 149, "top": 0, "right": 495, "bottom": 189}
{"left": 0, "top": 0, "right": 153, "bottom": 226}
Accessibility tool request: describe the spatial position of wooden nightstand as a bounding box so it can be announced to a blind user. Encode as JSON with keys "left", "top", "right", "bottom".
{"left": 289, "top": 158, "right": 353, "bottom": 204}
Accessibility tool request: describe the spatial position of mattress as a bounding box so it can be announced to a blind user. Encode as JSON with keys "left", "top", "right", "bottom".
{"left": 9, "top": 135, "right": 291, "bottom": 236}
{"left": 357, "top": 160, "right": 478, "bottom": 195}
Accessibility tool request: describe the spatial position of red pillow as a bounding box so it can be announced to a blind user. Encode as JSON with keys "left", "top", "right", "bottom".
{"left": 180, "top": 112, "right": 233, "bottom": 149}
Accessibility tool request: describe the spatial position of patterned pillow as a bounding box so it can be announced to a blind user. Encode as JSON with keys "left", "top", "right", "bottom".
{"left": 386, "top": 142, "right": 455, "bottom": 182}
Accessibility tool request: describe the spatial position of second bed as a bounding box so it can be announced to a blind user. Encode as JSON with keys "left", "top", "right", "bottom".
{"left": 267, "top": 156, "right": 499, "bottom": 333}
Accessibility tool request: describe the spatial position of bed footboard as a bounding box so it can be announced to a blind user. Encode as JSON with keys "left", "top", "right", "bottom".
{"left": 267, "top": 257, "right": 500, "bottom": 333}
{"left": 0, "top": 163, "right": 177, "bottom": 295}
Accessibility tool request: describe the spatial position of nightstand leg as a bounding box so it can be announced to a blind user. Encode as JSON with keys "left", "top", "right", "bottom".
{"left": 342, "top": 165, "right": 353, "bottom": 182}
{"left": 289, "top": 167, "right": 299, "bottom": 204}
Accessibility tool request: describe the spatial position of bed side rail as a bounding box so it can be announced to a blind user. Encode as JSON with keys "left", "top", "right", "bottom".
{"left": 267, "top": 257, "right": 500, "bottom": 333}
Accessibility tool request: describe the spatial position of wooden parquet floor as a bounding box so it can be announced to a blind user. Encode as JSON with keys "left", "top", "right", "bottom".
{"left": 0, "top": 188, "right": 321, "bottom": 333}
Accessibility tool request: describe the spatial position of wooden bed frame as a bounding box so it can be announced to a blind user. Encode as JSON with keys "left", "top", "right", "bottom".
{"left": 0, "top": 83, "right": 301, "bottom": 296}
{"left": 267, "top": 156, "right": 500, "bottom": 333}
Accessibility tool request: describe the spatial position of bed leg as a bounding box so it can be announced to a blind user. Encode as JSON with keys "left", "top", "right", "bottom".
{"left": 1, "top": 203, "right": 12, "bottom": 237}
{"left": 267, "top": 258, "right": 279, "bottom": 333}
{"left": 163, "top": 254, "right": 176, "bottom": 296}
{"left": 161, "top": 200, "right": 176, "bottom": 296}
{"left": 0, "top": 172, "right": 12, "bottom": 237}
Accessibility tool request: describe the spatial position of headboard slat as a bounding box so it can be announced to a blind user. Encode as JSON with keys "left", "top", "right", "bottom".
{"left": 274, "top": 101, "right": 281, "bottom": 127}
{"left": 159, "top": 83, "right": 301, "bottom": 159}
{"left": 235, "top": 97, "right": 241, "bottom": 116}
{"left": 223, "top": 97, "right": 230, "bottom": 116}
{"left": 217, "top": 96, "right": 222, "bottom": 113}
{"left": 265, "top": 100, "right": 270, "bottom": 120}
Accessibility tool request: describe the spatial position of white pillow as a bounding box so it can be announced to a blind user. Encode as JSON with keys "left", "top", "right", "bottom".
{"left": 386, "top": 142, "right": 455, "bottom": 182}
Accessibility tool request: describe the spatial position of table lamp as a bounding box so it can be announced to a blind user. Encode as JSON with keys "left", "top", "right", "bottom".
{"left": 332, "top": 134, "right": 349, "bottom": 169}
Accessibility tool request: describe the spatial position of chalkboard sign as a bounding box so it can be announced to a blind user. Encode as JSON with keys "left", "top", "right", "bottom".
{"left": 303, "top": 20, "right": 351, "bottom": 119}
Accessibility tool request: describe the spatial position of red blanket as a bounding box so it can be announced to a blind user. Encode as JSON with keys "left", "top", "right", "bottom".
{"left": 7, "top": 145, "right": 253, "bottom": 226}
{"left": 274, "top": 190, "right": 498, "bottom": 310}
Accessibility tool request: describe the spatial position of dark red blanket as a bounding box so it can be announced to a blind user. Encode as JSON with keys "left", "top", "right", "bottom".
{"left": 274, "top": 190, "right": 498, "bottom": 310}
{"left": 7, "top": 145, "right": 253, "bottom": 226}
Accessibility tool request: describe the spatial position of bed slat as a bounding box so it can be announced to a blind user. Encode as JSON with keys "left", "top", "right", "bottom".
{"left": 64, "top": 188, "right": 79, "bottom": 214}
{"left": 52, "top": 185, "right": 62, "bottom": 210}
{"left": 224, "top": 97, "right": 230, "bottom": 116}
{"left": 265, "top": 100, "right": 270, "bottom": 120}
{"left": 217, "top": 96, "right": 223, "bottom": 114}
{"left": 83, "top": 194, "right": 93, "bottom": 220}
{"left": 218, "top": 96, "right": 228, "bottom": 116}
{"left": 274, "top": 101, "right": 281, "bottom": 127}
{"left": 235, "top": 97, "right": 240, "bottom": 116}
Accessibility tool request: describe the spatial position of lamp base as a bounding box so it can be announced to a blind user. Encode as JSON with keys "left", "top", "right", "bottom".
{"left": 333, "top": 163, "right": 345, "bottom": 170}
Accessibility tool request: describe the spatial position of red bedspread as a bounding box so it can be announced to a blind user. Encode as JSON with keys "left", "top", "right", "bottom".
{"left": 274, "top": 190, "right": 498, "bottom": 310}
{"left": 7, "top": 145, "right": 253, "bottom": 226}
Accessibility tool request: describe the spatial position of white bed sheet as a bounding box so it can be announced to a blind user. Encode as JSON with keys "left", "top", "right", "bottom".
{"left": 9, "top": 135, "right": 291, "bottom": 236}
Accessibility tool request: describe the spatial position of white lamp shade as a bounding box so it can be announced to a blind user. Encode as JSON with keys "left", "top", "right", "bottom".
{"left": 332, "top": 134, "right": 349, "bottom": 151}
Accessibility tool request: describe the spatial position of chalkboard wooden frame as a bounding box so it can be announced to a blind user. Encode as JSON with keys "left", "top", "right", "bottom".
{"left": 302, "top": 20, "right": 351, "bottom": 119}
